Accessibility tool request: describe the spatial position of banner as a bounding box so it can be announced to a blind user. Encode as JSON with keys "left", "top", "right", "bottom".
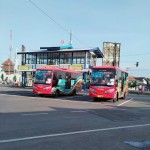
{"left": 18, "top": 65, "right": 29, "bottom": 71}
{"left": 69, "top": 64, "right": 83, "bottom": 71}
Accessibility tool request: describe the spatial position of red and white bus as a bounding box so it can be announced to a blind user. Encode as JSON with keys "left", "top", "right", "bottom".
{"left": 33, "top": 66, "right": 83, "bottom": 97}
{"left": 89, "top": 66, "right": 128, "bottom": 102}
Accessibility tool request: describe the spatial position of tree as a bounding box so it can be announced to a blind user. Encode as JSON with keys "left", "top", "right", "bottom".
{"left": 13, "top": 75, "right": 17, "bottom": 82}
{"left": 128, "top": 80, "right": 137, "bottom": 89}
{"left": 1, "top": 74, "right": 4, "bottom": 81}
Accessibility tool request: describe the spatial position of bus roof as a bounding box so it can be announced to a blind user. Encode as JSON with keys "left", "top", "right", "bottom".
{"left": 36, "top": 66, "right": 82, "bottom": 74}
{"left": 92, "top": 66, "right": 128, "bottom": 73}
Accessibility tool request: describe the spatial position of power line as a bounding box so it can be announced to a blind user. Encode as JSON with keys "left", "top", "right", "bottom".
{"left": 127, "top": 69, "right": 150, "bottom": 71}
{"left": 28, "top": 0, "right": 69, "bottom": 34}
{"left": 121, "top": 52, "right": 150, "bottom": 57}
{"left": 28, "top": 0, "right": 89, "bottom": 47}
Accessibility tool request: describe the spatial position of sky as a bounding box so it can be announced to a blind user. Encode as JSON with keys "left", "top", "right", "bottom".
{"left": 0, "top": 0, "right": 150, "bottom": 77}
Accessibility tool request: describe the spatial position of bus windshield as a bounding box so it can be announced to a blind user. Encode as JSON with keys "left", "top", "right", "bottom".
{"left": 90, "top": 69, "right": 115, "bottom": 86}
{"left": 34, "top": 70, "right": 52, "bottom": 84}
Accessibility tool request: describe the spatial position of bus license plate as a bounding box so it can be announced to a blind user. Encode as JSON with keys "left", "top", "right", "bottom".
{"left": 97, "top": 95, "right": 103, "bottom": 98}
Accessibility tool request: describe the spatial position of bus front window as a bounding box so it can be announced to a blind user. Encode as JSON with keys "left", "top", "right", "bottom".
{"left": 34, "top": 70, "right": 52, "bottom": 84}
{"left": 90, "top": 69, "right": 115, "bottom": 86}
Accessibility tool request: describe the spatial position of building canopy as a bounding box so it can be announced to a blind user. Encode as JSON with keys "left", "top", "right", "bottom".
{"left": 17, "top": 46, "right": 104, "bottom": 58}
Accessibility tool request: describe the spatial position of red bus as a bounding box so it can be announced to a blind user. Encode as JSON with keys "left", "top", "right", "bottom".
{"left": 89, "top": 66, "right": 128, "bottom": 102}
{"left": 33, "top": 66, "right": 83, "bottom": 97}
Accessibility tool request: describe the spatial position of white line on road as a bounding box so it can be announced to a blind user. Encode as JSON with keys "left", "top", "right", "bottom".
{"left": 70, "top": 110, "right": 87, "bottom": 113}
{"left": 117, "top": 98, "right": 133, "bottom": 106}
{"left": 0, "top": 123, "right": 150, "bottom": 143}
{"left": 21, "top": 113, "right": 48, "bottom": 116}
{"left": 108, "top": 108, "right": 126, "bottom": 110}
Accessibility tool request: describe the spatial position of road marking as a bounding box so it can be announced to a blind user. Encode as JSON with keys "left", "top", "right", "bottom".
{"left": 70, "top": 110, "right": 87, "bottom": 113}
{"left": 0, "top": 123, "right": 150, "bottom": 143}
{"left": 117, "top": 98, "right": 133, "bottom": 106}
{"left": 108, "top": 108, "right": 126, "bottom": 110}
{"left": 21, "top": 113, "right": 48, "bottom": 116}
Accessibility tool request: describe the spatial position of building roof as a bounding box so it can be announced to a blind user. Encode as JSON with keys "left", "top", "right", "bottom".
{"left": 1, "top": 58, "right": 14, "bottom": 75}
{"left": 17, "top": 47, "right": 104, "bottom": 58}
{"left": 2, "top": 58, "right": 14, "bottom": 66}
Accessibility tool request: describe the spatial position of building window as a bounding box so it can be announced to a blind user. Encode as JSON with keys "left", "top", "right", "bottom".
{"left": 48, "top": 53, "right": 59, "bottom": 65}
{"left": 26, "top": 54, "right": 36, "bottom": 64}
{"left": 73, "top": 58, "right": 76, "bottom": 64}
{"left": 60, "top": 52, "right": 71, "bottom": 64}
{"left": 72, "top": 57, "right": 84, "bottom": 64}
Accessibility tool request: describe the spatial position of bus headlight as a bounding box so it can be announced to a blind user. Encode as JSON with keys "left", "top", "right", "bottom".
{"left": 89, "top": 88, "right": 96, "bottom": 93}
{"left": 105, "top": 89, "right": 114, "bottom": 94}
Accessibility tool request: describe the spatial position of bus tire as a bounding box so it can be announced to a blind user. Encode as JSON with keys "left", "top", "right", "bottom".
{"left": 55, "top": 90, "right": 59, "bottom": 97}
{"left": 39, "top": 94, "right": 43, "bottom": 97}
{"left": 113, "top": 93, "right": 118, "bottom": 102}
{"left": 72, "top": 89, "right": 76, "bottom": 96}
{"left": 93, "top": 98, "right": 98, "bottom": 101}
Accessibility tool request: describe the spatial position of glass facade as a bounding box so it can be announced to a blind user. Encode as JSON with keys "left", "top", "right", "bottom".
{"left": 60, "top": 52, "right": 72, "bottom": 64}
{"left": 73, "top": 52, "right": 85, "bottom": 64}
{"left": 48, "top": 53, "right": 59, "bottom": 65}
{"left": 37, "top": 53, "right": 47, "bottom": 64}
{"left": 26, "top": 54, "right": 36, "bottom": 64}
{"left": 21, "top": 51, "right": 97, "bottom": 69}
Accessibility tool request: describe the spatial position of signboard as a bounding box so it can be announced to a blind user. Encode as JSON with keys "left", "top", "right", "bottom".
{"left": 18, "top": 65, "right": 29, "bottom": 71}
{"left": 102, "top": 42, "right": 120, "bottom": 67}
{"left": 69, "top": 64, "right": 83, "bottom": 71}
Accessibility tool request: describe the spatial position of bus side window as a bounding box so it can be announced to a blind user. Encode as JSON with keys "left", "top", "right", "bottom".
{"left": 53, "top": 73, "right": 58, "bottom": 87}
{"left": 57, "top": 75, "right": 62, "bottom": 86}
{"left": 59, "top": 75, "right": 62, "bottom": 79}
{"left": 71, "top": 78, "right": 76, "bottom": 86}
{"left": 65, "top": 73, "right": 71, "bottom": 89}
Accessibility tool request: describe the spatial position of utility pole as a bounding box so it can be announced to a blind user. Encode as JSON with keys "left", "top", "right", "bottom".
{"left": 21, "top": 45, "right": 25, "bottom": 65}
{"left": 113, "top": 43, "right": 117, "bottom": 66}
{"left": 69, "top": 30, "right": 72, "bottom": 45}
{"left": 21, "top": 45, "right": 25, "bottom": 87}
{"left": 9, "top": 30, "right": 13, "bottom": 60}
{"left": 14, "top": 49, "right": 18, "bottom": 74}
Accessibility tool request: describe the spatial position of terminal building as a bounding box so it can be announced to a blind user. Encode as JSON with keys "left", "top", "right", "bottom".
{"left": 17, "top": 45, "right": 104, "bottom": 88}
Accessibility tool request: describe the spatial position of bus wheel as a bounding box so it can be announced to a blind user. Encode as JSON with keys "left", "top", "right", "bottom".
{"left": 39, "top": 94, "right": 43, "bottom": 97}
{"left": 72, "top": 89, "right": 76, "bottom": 96}
{"left": 55, "top": 90, "right": 59, "bottom": 97}
{"left": 93, "top": 98, "right": 98, "bottom": 101}
{"left": 113, "top": 93, "right": 118, "bottom": 102}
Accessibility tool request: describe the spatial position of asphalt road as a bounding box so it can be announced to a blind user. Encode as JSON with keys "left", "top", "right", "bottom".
{"left": 0, "top": 85, "right": 150, "bottom": 150}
